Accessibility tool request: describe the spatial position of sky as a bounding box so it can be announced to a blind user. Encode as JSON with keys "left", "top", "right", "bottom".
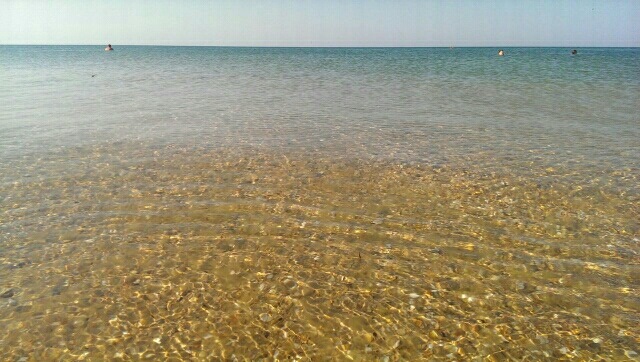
{"left": 1, "top": 0, "right": 639, "bottom": 47}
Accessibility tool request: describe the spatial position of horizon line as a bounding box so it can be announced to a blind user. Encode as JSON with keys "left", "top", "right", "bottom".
{"left": 2, "top": 43, "right": 639, "bottom": 48}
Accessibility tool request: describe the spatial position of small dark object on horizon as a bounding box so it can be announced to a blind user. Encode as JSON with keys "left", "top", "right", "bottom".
{"left": 571, "top": 49, "right": 578, "bottom": 55}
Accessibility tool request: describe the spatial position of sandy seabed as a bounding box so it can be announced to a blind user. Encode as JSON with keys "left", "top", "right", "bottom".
{"left": 1, "top": 144, "right": 638, "bottom": 361}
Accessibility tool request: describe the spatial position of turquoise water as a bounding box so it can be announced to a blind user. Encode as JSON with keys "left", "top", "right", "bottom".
{"left": 1, "top": 46, "right": 639, "bottom": 168}
{"left": 1, "top": 46, "right": 639, "bottom": 360}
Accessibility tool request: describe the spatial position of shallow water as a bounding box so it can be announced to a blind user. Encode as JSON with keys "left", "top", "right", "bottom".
{"left": 1, "top": 46, "right": 639, "bottom": 360}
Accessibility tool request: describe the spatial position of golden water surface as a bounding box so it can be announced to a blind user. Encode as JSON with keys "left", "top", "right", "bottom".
{"left": 1, "top": 144, "right": 638, "bottom": 361}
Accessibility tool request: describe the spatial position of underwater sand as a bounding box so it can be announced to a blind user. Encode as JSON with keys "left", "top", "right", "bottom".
{"left": 1, "top": 143, "right": 638, "bottom": 361}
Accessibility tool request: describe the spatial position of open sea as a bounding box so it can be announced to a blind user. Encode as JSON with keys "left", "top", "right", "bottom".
{"left": 1, "top": 46, "right": 639, "bottom": 360}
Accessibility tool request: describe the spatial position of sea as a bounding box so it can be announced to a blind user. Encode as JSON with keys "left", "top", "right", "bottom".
{"left": 1, "top": 46, "right": 638, "bottom": 360}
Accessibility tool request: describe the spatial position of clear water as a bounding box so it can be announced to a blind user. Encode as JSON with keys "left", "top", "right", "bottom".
{"left": 1, "top": 46, "right": 639, "bottom": 360}
{"left": 2, "top": 46, "right": 639, "bottom": 167}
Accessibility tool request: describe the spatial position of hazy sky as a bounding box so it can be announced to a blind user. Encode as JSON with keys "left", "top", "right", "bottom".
{"left": 2, "top": 0, "right": 639, "bottom": 46}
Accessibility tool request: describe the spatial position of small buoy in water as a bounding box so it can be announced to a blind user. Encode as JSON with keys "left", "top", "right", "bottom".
{"left": 571, "top": 49, "right": 577, "bottom": 55}
{"left": 105, "top": 44, "right": 113, "bottom": 51}
{"left": 498, "top": 49, "right": 504, "bottom": 56}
